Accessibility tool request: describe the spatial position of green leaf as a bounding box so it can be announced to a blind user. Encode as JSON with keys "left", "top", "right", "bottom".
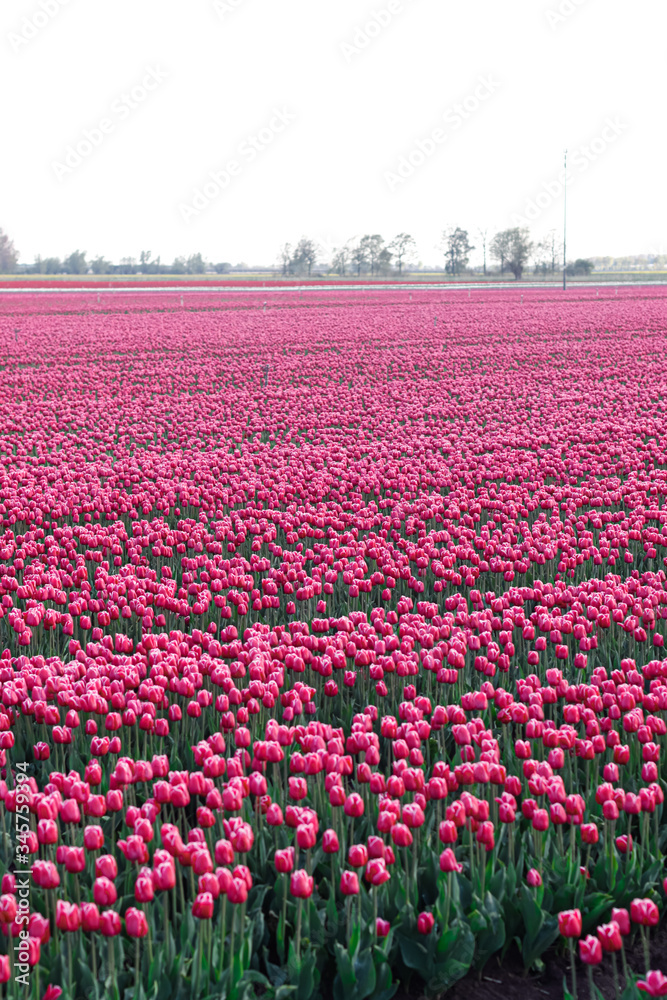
{"left": 397, "top": 934, "right": 429, "bottom": 971}
{"left": 428, "top": 921, "right": 475, "bottom": 994}
{"left": 468, "top": 907, "right": 488, "bottom": 935}
{"left": 77, "top": 956, "right": 96, "bottom": 997}
{"left": 581, "top": 892, "right": 614, "bottom": 934}
{"left": 522, "top": 914, "right": 559, "bottom": 970}
{"left": 242, "top": 971, "right": 271, "bottom": 987}
{"left": 353, "top": 947, "right": 376, "bottom": 1000}
{"left": 264, "top": 949, "right": 289, "bottom": 988}
{"left": 519, "top": 884, "right": 544, "bottom": 938}
{"left": 326, "top": 886, "right": 338, "bottom": 933}
{"left": 275, "top": 988, "right": 298, "bottom": 1000}
{"left": 373, "top": 963, "right": 398, "bottom": 1000}
{"left": 489, "top": 867, "right": 507, "bottom": 902}
{"left": 334, "top": 942, "right": 357, "bottom": 989}
{"left": 275, "top": 988, "right": 297, "bottom": 1000}
{"left": 473, "top": 893, "right": 506, "bottom": 971}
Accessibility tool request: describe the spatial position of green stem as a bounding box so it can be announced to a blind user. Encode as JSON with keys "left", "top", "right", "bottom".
{"left": 568, "top": 938, "right": 578, "bottom": 1000}
{"left": 229, "top": 906, "right": 236, "bottom": 985}
{"left": 296, "top": 897, "right": 303, "bottom": 964}
{"left": 611, "top": 952, "right": 620, "bottom": 1000}
{"left": 642, "top": 926, "right": 650, "bottom": 976}
{"left": 219, "top": 895, "right": 227, "bottom": 978}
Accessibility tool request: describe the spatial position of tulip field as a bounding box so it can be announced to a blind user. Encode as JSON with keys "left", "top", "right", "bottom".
{"left": 1, "top": 285, "right": 667, "bottom": 1000}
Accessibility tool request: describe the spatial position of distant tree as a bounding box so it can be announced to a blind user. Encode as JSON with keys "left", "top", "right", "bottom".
{"left": 388, "top": 233, "right": 416, "bottom": 275}
{"left": 534, "top": 228, "right": 563, "bottom": 275}
{"left": 278, "top": 243, "right": 293, "bottom": 277}
{"left": 358, "top": 235, "right": 385, "bottom": 276}
{"left": 42, "top": 257, "right": 63, "bottom": 274}
{"left": 350, "top": 239, "right": 369, "bottom": 276}
{"left": 186, "top": 253, "right": 206, "bottom": 274}
{"left": 91, "top": 256, "right": 111, "bottom": 274}
{"left": 377, "top": 247, "right": 393, "bottom": 275}
{"left": 170, "top": 257, "right": 187, "bottom": 275}
{"left": 213, "top": 262, "right": 231, "bottom": 274}
{"left": 441, "top": 227, "right": 474, "bottom": 276}
{"left": 291, "top": 238, "right": 318, "bottom": 277}
{"left": 330, "top": 244, "right": 351, "bottom": 276}
{"left": 490, "top": 230, "right": 510, "bottom": 274}
{"left": 0, "top": 229, "right": 18, "bottom": 273}
{"left": 565, "top": 258, "right": 594, "bottom": 276}
{"left": 476, "top": 228, "right": 489, "bottom": 276}
{"left": 63, "top": 250, "right": 87, "bottom": 274}
{"left": 491, "top": 228, "right": 532, "bottom": 280}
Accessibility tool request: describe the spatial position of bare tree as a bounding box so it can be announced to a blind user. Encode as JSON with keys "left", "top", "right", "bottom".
{"left": 278, "top": 243, "right": 293, "bottom": 277}
{"left": 476, "top": 228, "right": 489, "bottom": 276}
{"left": 358, "top": 235, "right": 385, "bottom": 276}
{"left": 291, "top": 238, "right": 318, "bottom": 276}
{"left": 0, "top": 229, "right": 18, "bottom": 273}
{"left": 351, "top": 239, "right": 369, "bottom": 276}
{"left": 545, "top": 228, "right": 563, "bottom": 273}
{"left": 388, "top": 233, "right": 416, "bottom": 275}
{"left": 330, "top": 244, "right": 351, "bottom": 276}
{"left": 441, "top": 227, "right": 474, "bottom": 276}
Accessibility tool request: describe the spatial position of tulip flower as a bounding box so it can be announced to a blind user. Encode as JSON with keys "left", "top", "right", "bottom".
{"left": 611, "top": 908, "right": 630, "bottom": 936}
{"left": 56, "top": 901, "right": 81, "bottom": 932}
{"left": 348, "top": 844, "right": 368, "bottom": 868}
{"left": 99, "top": 910, "right": 122, "bottom": 937}
{"left": 192, "top": 892, "right": 214, "bottom": 919}
{"left": 93, "top": 877, "right": 117, "bottom": 907}
{"left": 83, "top": 825, "right": 104, "bottom": 851}
{"left": 227, "top": 877, "right": 249, "bottom": 904}
{"left": 579, "top": 935, "right": 602, "bottom": 964}
{"left": 322, "top": 829, "right": 339, "bottom": 854}
{"left": 637, "top": 971, "right": 667, "bottom": 996}
{"left": 340, "top": 871, "right": 359, "bottom": 895}
{"left": 631, "top": 899, "right": 660, "bottom": 927}
{"left": 81, "top": 902, "right": 100, "bottom": 933}
{"left": 365, "top": 859, "right": 390, "bottom": 886}
{"left": 597, "top": 921, "right": 622, "bottom": 953}
{"left": 0, "top": 895, "right": 17, "bottom": 925}
{"left": 290, "top": 870, "right": 313, "bottom": 899}
{"left": 125, "top": 907, "right": 149, "bottom": 938}
{"left": 274, "top": 848, "right": 295, "bottom": 874}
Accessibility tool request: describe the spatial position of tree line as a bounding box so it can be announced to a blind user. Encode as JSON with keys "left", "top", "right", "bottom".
{"left": 0, "top": 226, "right": 593, "bottom": 279}
{"left": 280, "top": 228, "right": 592, "bottom": 279}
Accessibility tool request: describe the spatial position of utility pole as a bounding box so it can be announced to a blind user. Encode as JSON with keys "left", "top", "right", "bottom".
{"left": 563, "top": 148, "right": 567, "bottom": 291}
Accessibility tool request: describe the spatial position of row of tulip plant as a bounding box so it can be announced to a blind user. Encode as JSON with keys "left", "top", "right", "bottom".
{"left": 0, "top": 287, "right": 666, "bottom": 999}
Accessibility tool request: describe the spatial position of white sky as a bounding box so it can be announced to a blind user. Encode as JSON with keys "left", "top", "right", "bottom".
{"left": 2, "top": 0, "right": 665, "bottom": 268}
